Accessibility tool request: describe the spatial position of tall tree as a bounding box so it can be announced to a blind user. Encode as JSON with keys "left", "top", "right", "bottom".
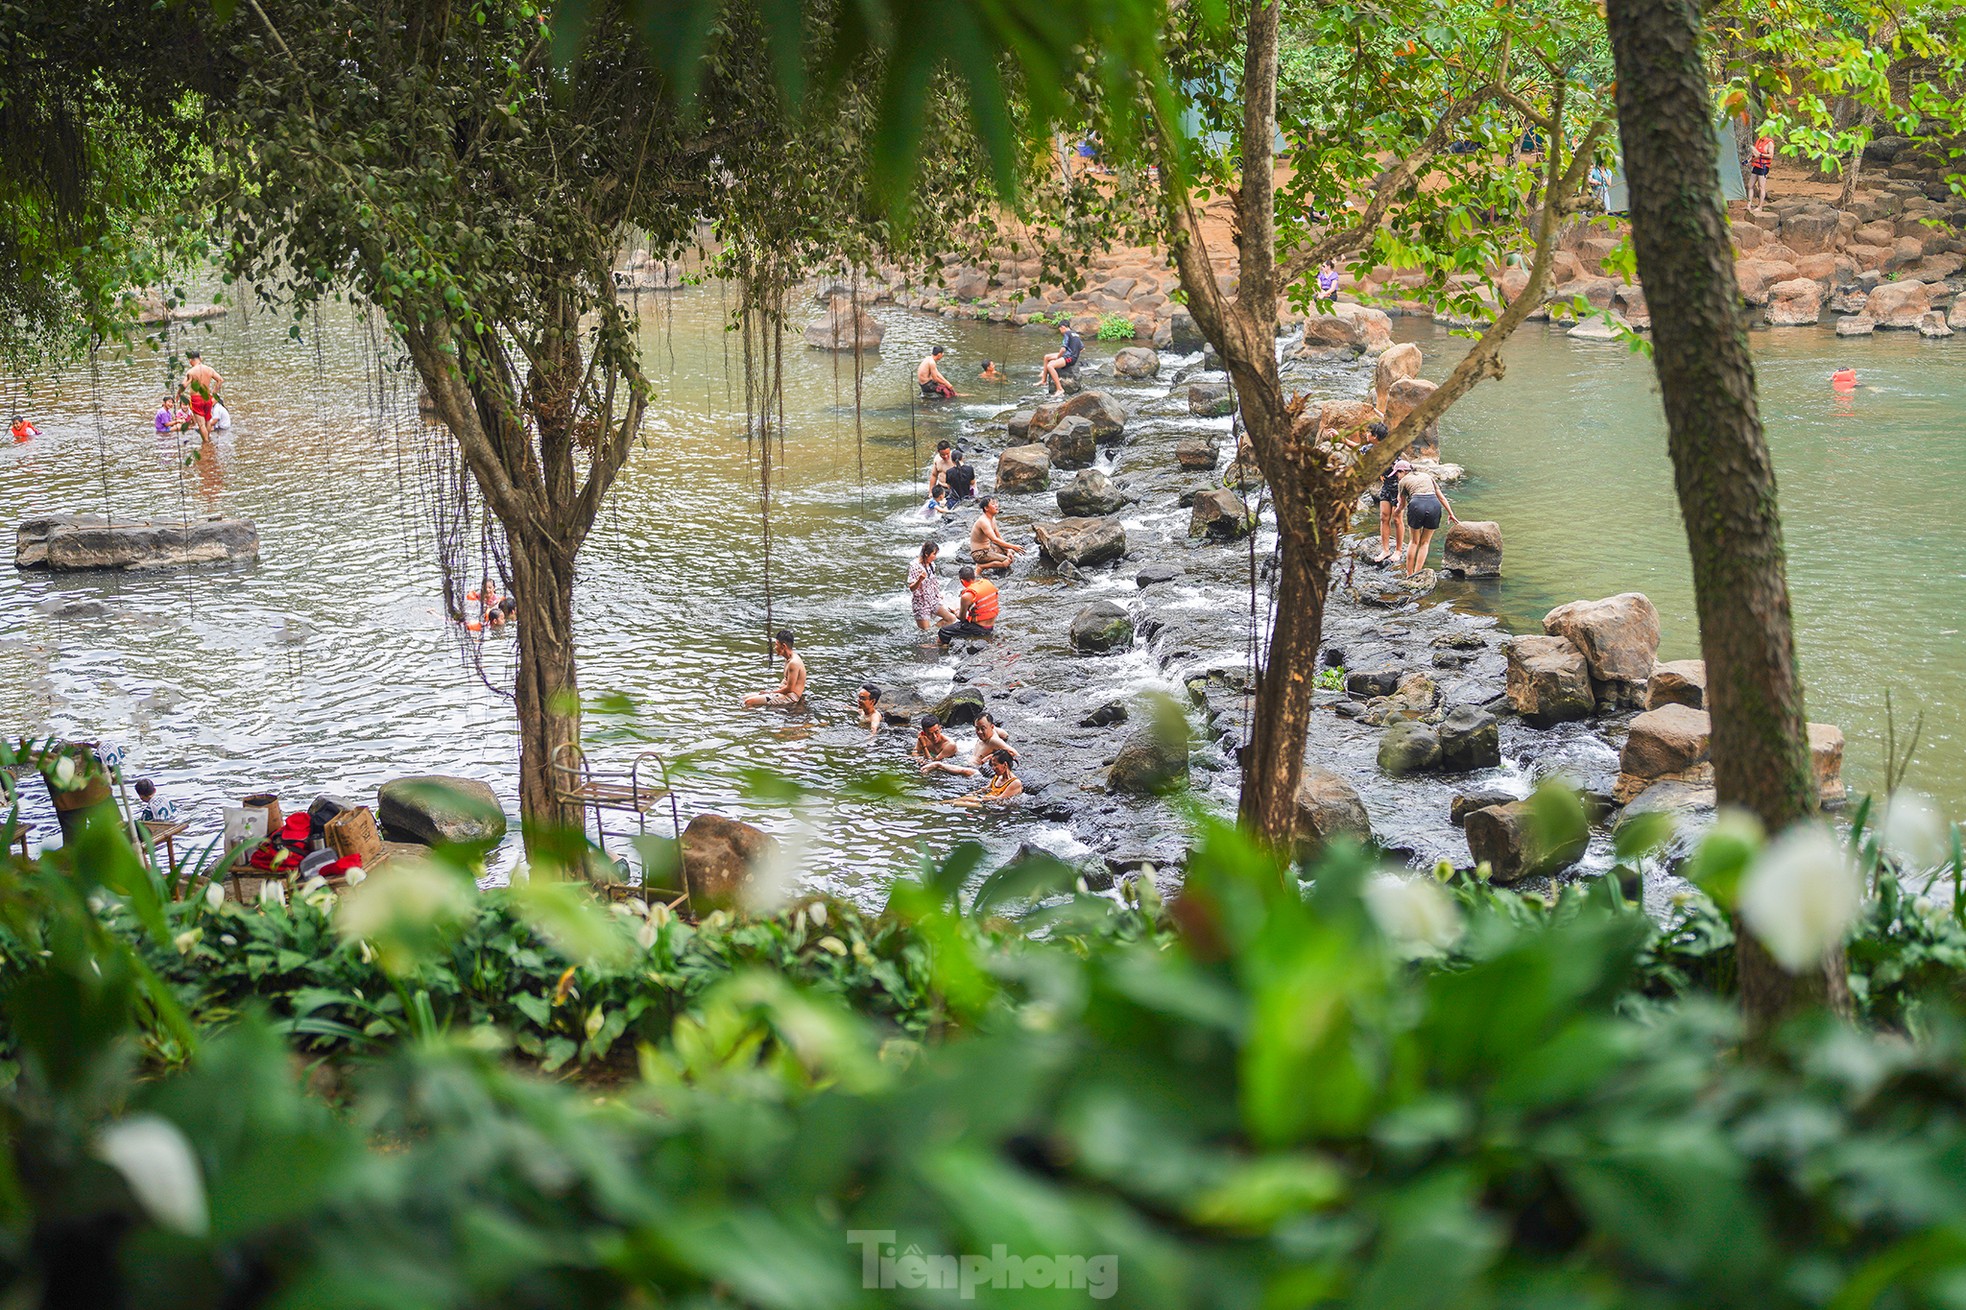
{"left": 1145, "top": 0, "right": 1608, "bottom": 848}
{"left": 1605, "top": 0, "right": 1845, "bottom": 1026}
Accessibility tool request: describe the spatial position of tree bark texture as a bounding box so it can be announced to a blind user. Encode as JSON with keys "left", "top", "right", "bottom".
{"left": 509, "top": 531, "right": 583, "bottom": 835}
{"left": 1606, "top": 0, "right": 1845, "bottom": 1025}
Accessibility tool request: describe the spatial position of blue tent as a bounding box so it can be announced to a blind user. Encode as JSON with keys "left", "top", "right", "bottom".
{"left": 1604, "top": 118, "right": 1747, "bottom": 213}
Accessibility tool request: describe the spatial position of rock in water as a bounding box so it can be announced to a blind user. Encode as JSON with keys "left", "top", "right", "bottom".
{"left": 1080, "top": 700, "right": 1129, "bottom": 727}
{"left": 1007, "top": 410, "right": 1036, "bottom": 440}
{"left": 1384, "top": 377, "right": 1442, "bottom": 459}
{"left": 1866, "top": 278, "right": 1931, "bottom": 328}
{"left": 1189, "top": 488, "right": 1252, "bottom": 540}
{"left": 1377, "top": 721, "right": 1442, "bottom": 775}
{"left": 1645, "top": 659, "right": 1707, "bottom": 710}
{"left": 17, "top": 514, "right": 260, "bottom": 571}
{"left": 1108, "top": 722, "right": 1190, "bottom": 794}
{"left": 1542, "top": 593, "right": 1661, "bottom": 709}
{"left": 930, "top": 688, "right": 987, "bottom": 727}
{"left": 1375, "top": 342, "right": 1422, "bottom": 404}
{"left": 681, "top": 814, "right": 779, "bottom": 913}
{"left": 1112, "top": 346, "right": 1161, "bottom": 378}
{"left": 1921, "top": 310, "right": 1955, "bottom": 338}
{"left": 1441, "top": 520, "right": 1502, "bottom": 577}
{"left": 1056, "top": 469, "right": 1128, "bottom": 517}
{"left": 1031, "top": 390, "right": 1127, "bottom": 442}
{"left": 1811, "top": 723, "right": 1847, "bottom": 805}
{"left": 1450, "top": 787, "right": 1519, "bottom": 826}
{"left": 1614, "top": 703, "right": 1712, "bottom": 801}
{"left": 1464, "top": 800, "right": 1586, "bottom": 884}
{"left": 803, "top": 295, "right": 884, "bottom": 351}
{"left": 1042, "top": 416, "right": 1097, "bottom": 470}
{"left": 1765, "top": 278, "right": 1824, "bottom": 326}
{"left": 1293, "top": 768, "right": 1372, "bottom": 864}
{"left": 376, "top": 775, "right": 507, "bottom": 848}
{"left": 1436, "top": 705, "right": 1501, "bottom": 772}
{"left": 1505, "top": 635, "right": 1593, "bottom": 726}
{"left": 1174, "top": 436, "right": 1220, "bottom": 470}
{"left": 1070, "top": 601, "right": 1135, "bottom": 654}
{"left": 994, "top": 444, "right": 1052, "bottom": 493}
{"left": 1187, "top": 382, "right": 1234, "bottom": 418}
{"left": 1835, "top": 314, "right": 1877, "bottom": 336}
{"left": 1033, "top": 516, "right": 1127, "bottom": 568}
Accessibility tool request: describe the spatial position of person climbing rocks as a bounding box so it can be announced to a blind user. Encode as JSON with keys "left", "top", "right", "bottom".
{"left": 951, "top": 750, "right": 1023, "bottom": 806}
{"left": 969, "top": 497, "right": 1023, "bottom": 570}
{"left": 183, "top": 350, "right": 225, "bottom": 443}
{"left": 938, "top": 566, "right": 1000, "bottom": 645}
{"left": 943, "top": 449, "right": 977, "bottom": 502}
{"left": 741, "top": 629, "right": 807, "bottom": 708}
{"left": 1375, "top": 445, "right": 1406, "bottom": 566}
{"left": 1397, "top": 462, "right": 1460, "bottom": 577}
{"left": 1748, "top": 130, "right": 1775, "bottom": 214}
{"left": 1041, "top": 321, "right": 1084, "bottom": 394}
{"left": 917, "top": 346, "right": 958, "bottom": 399}
{"left": 913, "top": 715, "right": 977, "bottom": 776}
{"left": 908, "top": 541, "right": 957, "bottom": 632}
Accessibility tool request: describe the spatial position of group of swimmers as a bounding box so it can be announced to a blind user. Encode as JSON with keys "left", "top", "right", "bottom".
{"left": 914, "top": 323, "right": 1083, "bottom": 403}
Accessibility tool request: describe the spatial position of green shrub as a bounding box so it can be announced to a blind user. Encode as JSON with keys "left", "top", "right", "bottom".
{"left": 1095, "top": 311, "right": 1136, "bottom": 340}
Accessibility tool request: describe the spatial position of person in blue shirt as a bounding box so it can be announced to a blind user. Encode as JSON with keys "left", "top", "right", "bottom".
{"left": 1041, "top": 322, "right": 1084, "bottom": 394}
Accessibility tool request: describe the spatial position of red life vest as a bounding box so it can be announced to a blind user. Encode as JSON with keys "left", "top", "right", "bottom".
{"left": 1751, "top": 138, "right": 1774, "bottom": 169}
{"left": 964, "top": 579, "right": 1000, "bottom": 626}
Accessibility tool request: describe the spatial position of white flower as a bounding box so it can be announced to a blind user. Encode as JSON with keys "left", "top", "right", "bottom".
{"left": 1881, "top": 791, "right": 1952, "bottom": 870}
{"left": 584, "top": 1007, "right": 606, "bottom": 1040}
{"left": 636, "top": 917, "right": 659, "bottom": 950}
{"left": 51, "top": 755, "right": 77, "bottom": 788}
{"left": 1363, "top": 873, "right": 1462, "bottom": 957}
{"left": 647, "top": 900, "right": 671, "bottom": 928}
{"left": 204, "top": 881, "right": 225, "bottom": 911}
{"left": 172, "top": 929, "right": 201, "bottom": 955}
{"left": 95, "top": 1115, "right": 208, "bottom": 1237}
{"left": 344, "top": 868, "right": 367, "bottom": 886}
{"left": 1738, "top": 823, "right": 1863, "bottom": 973}
{"left": 816, "top": 935, "right": 848, "bottom": 956}
{"left": 259, "top": 879, "right": 286, "bottom": 909}
{"left": 808, "top": 901, "right": 827, "bottom": 928}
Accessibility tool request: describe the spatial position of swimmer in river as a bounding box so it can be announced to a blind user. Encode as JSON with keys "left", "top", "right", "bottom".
{"left": 10, "top": 414, "right": 39, "bottom": 443}
{"left": 972, "top": 711, "right": 1018, "bottom": 767}
{"left": 950, "top": 750, "right": 1023, "bottom": 807}
{"left": 917, "top": 346, "right": 959, "bottom": 399}
{"left": 969, "top": 496, "right": 1024, "bottom": 570}
{"left": 979, "top": 359, "right": 1006, "bottom": 383}
{"left": 1832, "top": 367, "right": 1858, "bottom": 391}
{"left": 913, "top": 715, "right": 978, "bottom": 776}
{"left": 741, "top": 629, "right": 807, "bottom": 708}
{"left": 486, "top": 595, "right": 516, "bottom": 628}
{"left": 855, "top": 683, "right": 885, "bottom": 739}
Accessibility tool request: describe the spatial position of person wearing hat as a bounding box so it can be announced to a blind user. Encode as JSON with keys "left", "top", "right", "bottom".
{"left": 917, "top": 346, "right": 958, "bottom": 399}
{"left": 1396, "top": 461, "right": 1461, "bottom": 577}
{"left": 1377, "top": 451, "right": 1409, "bottom": 567}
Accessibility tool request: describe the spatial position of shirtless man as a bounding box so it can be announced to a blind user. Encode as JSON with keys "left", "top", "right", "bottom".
{"left": 1396, "top": 465, "right": 1460, "bottom": 577}
{"left": 183, "top": 350, "right": 225, "bottom": 442}
{"left": 928, "top": 440, "right": 954, "bottom": 492}
{"left": 854, "top": 683, "right": 885, "bottom": 740}
{"left": 972, "top": 711, "right": 1018, "bottom": 767}
{"left": 913, "top": 715, "right": 978, "bottom": 776}
{"left": 979, "top": 360, "right": 1006, "bottom": 383}
{"left": 741, "top": 629, "right": 807, "bottom": 707}
{"left": 969, "top": 497, "right": 1024, "bottom": 570}
{"left": 917, "top": 346, "right": 957, "bottom": 399}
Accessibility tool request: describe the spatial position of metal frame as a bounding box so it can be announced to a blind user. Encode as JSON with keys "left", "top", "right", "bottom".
{"left": 550, "top": 743, "right": 688, "bottom": 898}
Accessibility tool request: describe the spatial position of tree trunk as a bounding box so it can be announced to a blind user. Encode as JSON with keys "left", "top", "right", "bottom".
{"left": 1606, "top": 0, "right": 1847, "bottom": 1029}
{"left": 1239, "top": 525, "right": 1332, "bottom": 841}
{"left": 509, "top": 531, "right": 582, "bottom": 837}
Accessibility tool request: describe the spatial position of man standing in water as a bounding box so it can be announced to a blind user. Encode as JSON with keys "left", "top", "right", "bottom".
{"left": 917, "top": 346, "right": 957, "bottom": 399}
{"left": 741, "top": 630, "right": 807, "bottom": 708}
{"left": 183, "top": 350, "right": 225, "bottom": 442}
{"left": 969, "top": 496, "right": 1023, "bottom": 570}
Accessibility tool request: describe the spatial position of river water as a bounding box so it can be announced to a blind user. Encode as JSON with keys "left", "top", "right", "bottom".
{"left": 0, "top": 288, "right": 1956, "bottom": 897}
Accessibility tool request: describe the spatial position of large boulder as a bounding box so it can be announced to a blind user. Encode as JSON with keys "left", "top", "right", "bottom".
{"left": 1006, "top": 409, "right": 1036, "bottom": 440}
{"left": 1175, "top": 436, "right": 1220, "bottom": 470}
{"left": 1111, "top": 346, "right": 1161, "bottom": 379}
{"left": 1189, "top": 488, "right": 1253, "bottom": 540}
{"left": 1374, "top": 342, "right": 1422, "bottom": 406}
{"left": 1620, "top": 703, "right": 1711, "bottom": 782}
{"left": 1781, "top": 207, "right": 1843, "bottom": 255}
{"left": 1645, "top": 659, "right": 1707, "bottom": 711}
{"left": 1187, "top": 382, "right": 1235, "bottom": 418}
{"left": 1384, "top": 377, "right": 1442, "bottom": 460}
{"left": 1317, "top": 398, "right": 1381, "bottom": 444}
{"left": 1505, "top": 635, "right": 1594, "bottom": 727}
{"left": 930, "top": 688, "right": 987, "bottom": 728}
{"left": 1056, "top": 469, "right": 1129, "bottom": 517}
{"left": 1069, "top": 601, "right": 1135, "bottom": 653}
{"left": 1031, "top": 389, "right": 1126, "bottom": 442}
{"left": 17, "top": 514, "right": 260, "bottom": 571}
{"left": 1033, "top": 516, "right": 1127, "bottom": 567}
{"left": 1042, "top": 416, "right": 1097, "bottom": 469}
{"left": 1464, "top": 800, "right": 1586, "bottom": 885}
{"left": 994, "top": 444, "right": 1052, "bottom": 493}
{"left": 1108, "top": 725, "right": 1190, "bottom": 794}
{"left": 681, "top": 814, "right": 780, "bottom": 913}
{"left": 1867, "top": 278, "right": 1933, "bottom": 328}
{"left": 1542, "top": 593, "right": 1661, "bottom": 708}
{"left": 1765, "top": 278, "right": 1824, "bottom": 326}
{"left": 1162, "top": 307, "right": 1206, "bottom": 352}
{"left": 1440, "top": 520, "right": 1501, "bottom": 578}
{"left": 802, "top": 296, "right": 884, "bottom": 351}
{"left": 1436, "top": 705, "right": 1501, "bottom": 772}
{"left": 1336, "top": 301, "right": 1394, "bottom": 353}
{"left": 1293, "top": 768, "right": 1372, "bottom": 863}
{"left": 1377, "top": 721, "right": 1442, "bottom": 775}
{"left": 376, "top": 776, "right": 507, "bottom": 849}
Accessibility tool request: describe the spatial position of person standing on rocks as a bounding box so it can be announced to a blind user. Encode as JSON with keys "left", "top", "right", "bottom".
{"left": 1396, "top": 464, "right": 1460, "bottom": 577}
{"left": 938, "top": 566, "right": 1000, "bottom": 645}
{"left": 908, "top": 541, "right": 957, "bottom": 632}
{"left": 741, "top": 629, "right": 807, "bottom": 708}
{"left": 969, "top": 497, "right": 1023, "bottom": 570}
{"left": 182, "top": 350, "right": 225, "bottom": 443}
{"left": 1374, "top": 446, "right": 1406, "bottom": 566}
{"left": 917, "top": 346, "right": 958, "bottom": 400}
{"left": 1748, "top": 130, "right": 1775, "bottom": 214}
{"left": 1041, "top": 321, "right": 1084, "bottom": 394}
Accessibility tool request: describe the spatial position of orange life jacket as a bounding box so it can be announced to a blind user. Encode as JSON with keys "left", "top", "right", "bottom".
{"left": 1751, "top": 138, "right": 1774, "bottom": 168}
{"left": 964, "top": 579, "right": 1000, "bottom": 626}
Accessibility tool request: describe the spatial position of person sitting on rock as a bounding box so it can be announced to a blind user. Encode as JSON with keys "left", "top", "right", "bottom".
{"left": 1041, "top": 322, "right": 1084, "bottom": 394}
{"left": 943, "top": 449, "right": 977, "bottom": 502}
{"left": 742, "top": 629, "right": 807, "bottom": 708}
{"left": 979, "top": 360, "right": 1006, "bottom": 383}
{"left": 938, "top": 567, "right": 1000, "bottom": 646}
{"left": 969, "top": 497, "right": 1023, "bottom": 570}
{"left": 1396, "top": 464, "right": 1460, "bottom": 577}
{"left": 917, "top": 346, "right": 959, "bottom": 400}
{"left": 951, "top": 750, "right": 1023, "bottom": 807}
{"left": 913, "top": 715, "right": 977, "bottom": 776}
{"left": 972, "top": 712, "right": 1018, "bottom": 766}
{"left": 855, "top": 683, "right": 885, "bottom": 740}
